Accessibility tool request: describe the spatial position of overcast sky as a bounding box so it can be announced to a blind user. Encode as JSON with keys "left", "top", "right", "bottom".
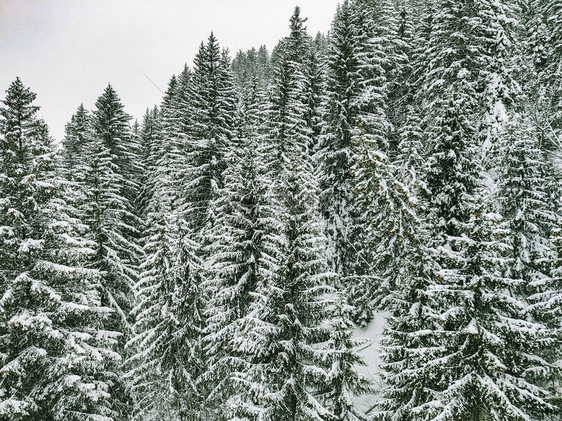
{"left": 0, "top": 0, "right": 340, "bottom": 140}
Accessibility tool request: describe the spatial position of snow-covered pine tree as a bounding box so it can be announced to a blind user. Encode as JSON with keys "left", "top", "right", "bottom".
{"left": 78, "top": 132, "right": 136, "bottom": 417}
{"left": 236, "top": 154, "right": 335, "bottom": 421}
{"left": 315, "top": 0, "right": 364, "bottom": 288}
{"left": 517, "top": 0, "right": 550, "bottom": 83}
{"left": 61, "top": 104, "right": 92, "bottom": 179}
{"left": 404, "top": 76, "right": 556, "bottom": 418}
{"left": 302, "top": 32, "right": 326, "bottom": 155}
{"left": 315, "top": 0, "right": 395, "bottom": 324}
{"left": 495, "top": 114, "right": 558, "bottom": 313}
{"left": 418, "top": 0, "right": 515, "bottom": 134}
{"left": 546, "top": 204, "right": 562, "bottom": 412}
{"left": 351, "top": 0, "right": 392, "bottom": 154}
{"left": 544, "top": 0, "right": 562, "bottom": 122}
{"left": 394, "top": 104, "right": 424, "bottom": 187}
{"left": 362, "top": 167, "right": 439, "bottom": 419}
{"left": 495, "top": 114, "right": 561, "bottom": 417}
{"left": 93, "top": 84, "right": 143, "bottom": 204}
{"left": 182, "top": 34, "right": 237, "bottom": 244}
{"left": 174, "top": 65, "right": 194, "bottom": 141}
{"left": 263, "top": 6, "right": 314, "bottom": 179}
{"left": 127, "top": 186, "right": 203, "bottom": 421}
{"left": 361, "top": 0, "right": 410, "bottom": 157}
{"left": 200, "top": 76, "right": 283, "bottom": 419}
{"left": 165, "top": 42, "right": 238, "bottom": 412}
{"left": 127, "top": 75, "right": 207, "bottom": 421}
{"left": 256, "top": 45, "right": 272, "bottom": 85}
{"left": 323, "top": 292, "right": 372, "bottom": 421}
{"left": 0, "top": 78, "right": 121, "bottom": 421}
{"left": 59, "top": 105, "right": 94, "bottom": 224}
{"left": 56, "top": 85, "right": 143, "bottom": 417}
{"left": 419, "top": 0, "right": 515, "bottom": 237}
{"left": 422, "top": 195, "right": 554, "bottom": 420}
{"left": 219, "top": 9, "right": 368, "bottom": 420}
{"left": 86, "top": 85, "right": 141, "bottom": 341}
{"left": 135, "top": 106, "right": 160, "bottom": 221}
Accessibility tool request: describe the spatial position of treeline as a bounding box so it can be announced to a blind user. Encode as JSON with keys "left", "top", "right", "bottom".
{"left": 0, "top": 0, "right": 561, "bottom": 420}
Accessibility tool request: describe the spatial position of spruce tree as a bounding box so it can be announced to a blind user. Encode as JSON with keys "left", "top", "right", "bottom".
{"left": 544, "top": 0, "right": 562, "bottom": 130}
{"left": 316, "top": 0, "right": 364, "bottom": 283}
{"left": 61, "top": 104, "right": 92, "bottom": 179}
{"left": 60, "top": 85, "right": 143, "bottom": 417}
{"left": 201, "top": 113, "right": 281, "bottom": 419}
{"left": 395, "top": 105, "right": 424, "bottom": 186}
{"left": 316, "top": 0, "right": 393, "bottom": 324}
{"left": 398, "top": 79, "right": 555, "bottom": 419}
{"left": 0, "top": 78, "right": 121, "bottom": 421}
{"left": 85, "top": 85, "right": 141, "bottom": 344}
{"left": 496, "top": 115, "right": 561, "bottom": 418}
{"left": 183, "top": 34, "right": 237, "bottom": 243}
{"left": 323, "top": 293, "right": 372, "bottom": 421}
{"left": 127, "top": 76, "right": 206, "bottom": 420}
{"left": 227, "top": 9, "right": 368, "bottom": 419}
{"left": 263, "top": 8, "right": 313, "bottom": 177}
{"left": 135, "top": 106, "right": 160, "bottom": 220}
{"left": 127, "top": 189, "right": 203, "bottom": 421}
{"left": 237, "top": 156, "right": 335, "bottom": 421}
{"left": 92, "top": 84, "right": 142, "bottom": 203}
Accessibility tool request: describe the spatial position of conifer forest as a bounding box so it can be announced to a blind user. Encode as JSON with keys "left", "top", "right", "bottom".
{"left": 2, "top": 0, "right": 562, "bottom": 420}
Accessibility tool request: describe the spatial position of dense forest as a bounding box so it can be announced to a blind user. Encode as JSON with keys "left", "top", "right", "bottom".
{"left": 1, "top": 0, "right": 561, "bottom": 420}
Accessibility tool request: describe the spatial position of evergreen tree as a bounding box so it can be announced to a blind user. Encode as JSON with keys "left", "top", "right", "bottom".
{"left": 236, "top": 156, "right": 335, "bottom": 421}
{"left": 544, "top": 0, "right": 562, "bottom": 122}
{"left": 418, "top": 0, "right": 515, "bottom": 129}
{"left": 496, "top": 115, "right": 561, "bottom": 417}
{"left": 61, "top": 104, "right": 92, "bottom": 178}
{"left": 127, "top": 76, "right": 206, "bottom": 421}
{"left": 201, "top": 111, "right": 281, "bottom": 419}
{"left": 546, "top": 205, "right": 562, "bottom": 412}
{"left": 85, "top": 86, "right": 141, "bottom": 344}
{"left": 395, "top": 78, "right": 556, "bottom": 419}
{"left": 263, "top": 8, "right": 313, "bottom": 177}
{"left": 316, "top": 0, "right": 392, "bottom": 324}
{"left": 227, "top": 10, "right": 367, "bottom": 419}
{"left": 59, "top": 85, "right": 144, "bottom": 417}
{"left": 183, "top": 34, "right": 237, "bottom": 242}
{"left": 127, "top": 189, "right": 203, "bottom": 421}
{"left": 302, "top": 31, "right": 326, "bottom": 155}
{"left": 0, "top": 78, "right": 121, "bottom": 421}
{"left": 92, "top": 84, "right": 142, "bottom": 203}
{"left": 316, "top": 0, "right": 364, "bottom": 282}
{"left": 395, "top": 104, "right": 424, "bottom": 186}
{"left": 323, "top": 293, "right": 371, "bottom": 421}
{"left": 135, "top": 106, "right": 160, "bottom": 220}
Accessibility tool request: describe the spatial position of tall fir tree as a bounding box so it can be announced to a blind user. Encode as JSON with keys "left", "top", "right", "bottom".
{"left": 135, "top": 106, "right": 160, "bottom": 221}
{"left": 92, "top": 84, "right": 143, "bottom": 204}
{"left": 201, "top": 92, "right": 282, "bottom": 419}
{"left": 316, "top": 0, "right": 366, "bottom": 283}
{"left": 496, "top": 115, "right": 562, "bottom": 417}
{"left": 235, "top": 155, "right": 335, "bottom": 421}
{"left": 316, "top": 0, "right": 393, "bottom": 324}
{"left": 61, "top": 104, "right": 92, "bottom": 179}
{"left": 58, "top": 85, "right": 145, "bottom": 417}
{"left": 0, "top": 78, "right": 122, "bottom": 421}
{"left": 85, "top": 85, "right": 141, "bottom": 345}
{"left": 127, "top": 75, "right": 208, "bottom": 420}
{"left": 263, "top": 7, "right": 321, "bottom": 183}
{"left": 182, "top": 34, "right": 237, "bottom": 244}
{"left": 228, "top": 8, "right": 368, "bottom": 420}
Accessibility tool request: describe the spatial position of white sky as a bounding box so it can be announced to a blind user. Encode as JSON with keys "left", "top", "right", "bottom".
{"left": 0, "top": 0, "right": 340, "bottom": 141}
